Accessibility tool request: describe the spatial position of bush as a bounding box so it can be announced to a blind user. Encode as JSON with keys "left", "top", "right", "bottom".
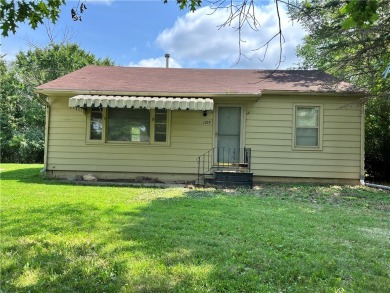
{"left": 1, "top": 127, "right": 44, "bottom": 163}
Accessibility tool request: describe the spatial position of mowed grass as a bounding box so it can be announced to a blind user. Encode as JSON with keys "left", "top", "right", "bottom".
{"left": 1, "top": 164, "right": 389, "bottom": 292}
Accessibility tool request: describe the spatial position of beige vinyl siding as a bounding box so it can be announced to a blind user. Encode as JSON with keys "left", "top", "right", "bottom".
{"left": 245, "top": 95, "right": 363, "bottom": 180}
{"left": 46, "top": 96, "right": 213, "bottom": 177}
{"left": 46, "top": 93, "right": 363, "bottom": 181}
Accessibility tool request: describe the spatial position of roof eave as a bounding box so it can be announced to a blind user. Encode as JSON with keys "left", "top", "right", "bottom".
{"left": 35, "top": 88, "right": 367, "bottom": 99}
{"left": 34, "top": 88, "right": 262, "bottom": 99}
{"left": 261, "top": 89, "right": 368, "bottom": 97}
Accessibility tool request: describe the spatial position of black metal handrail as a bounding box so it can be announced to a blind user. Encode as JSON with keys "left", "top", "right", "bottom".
{"left": 197, "top": 147, "right": 251, "bottom": 184}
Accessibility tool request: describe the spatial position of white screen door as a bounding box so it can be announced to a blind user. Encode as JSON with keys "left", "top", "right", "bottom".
{"left": 217, "top": 106, "right": 241, "bottom": 163}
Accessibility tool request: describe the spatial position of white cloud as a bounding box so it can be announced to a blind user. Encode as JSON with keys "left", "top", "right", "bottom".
{"left": 154, "top": 2, "right": 306, "bottom": 69}
{"left": 128, "top": 56, "right": 182, "bottom": 68}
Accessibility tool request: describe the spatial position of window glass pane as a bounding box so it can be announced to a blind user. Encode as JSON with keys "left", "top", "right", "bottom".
{"left": 90, "top": 109, "right": 102, "bottom": 140}
{"left": 296, "top": 107, "right": 319, "bottom": 127}
{"left": 108, "top": 108, "right": 150, "bottom": 142}
{"left": 154, "top": 109, "right": 167, "bottom": 142}
{"left": 155, "top": 133, "right": 167, "bottom": 142}
{"left": 155, "top": 124, "right": 167, "bottom": 133}
{"left": 155, "top": 109, "right": 167, "bottom": 123}
{"left": 296, "top": 128, "right": 318, "bottom": 146}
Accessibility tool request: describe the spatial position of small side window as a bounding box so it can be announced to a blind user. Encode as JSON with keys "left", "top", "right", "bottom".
{"left": 154, "top": 109, "right": 167, "bottom": 142}
{"left": 295, "top": 106, "right": 321, "bottom": 148}
{"left": 90, "top": 108, "right": 103, "bottom": 140}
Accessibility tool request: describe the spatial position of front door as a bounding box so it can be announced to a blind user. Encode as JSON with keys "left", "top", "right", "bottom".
{"left": 216, "top": 106, "right": 242, "bottom": 163}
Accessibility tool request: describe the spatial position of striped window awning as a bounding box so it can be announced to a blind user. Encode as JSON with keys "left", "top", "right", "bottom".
{"left": 69, "top": 95, "right": 214, "bottom": 111}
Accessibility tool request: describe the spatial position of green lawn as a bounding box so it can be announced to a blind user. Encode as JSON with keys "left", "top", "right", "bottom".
{"left": 1, "top": 164, "right": 389, "bottom": 292}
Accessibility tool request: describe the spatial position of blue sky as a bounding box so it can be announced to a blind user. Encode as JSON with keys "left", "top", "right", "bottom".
{"left": 1, "top": 0, "right": 306, "bottom": 69}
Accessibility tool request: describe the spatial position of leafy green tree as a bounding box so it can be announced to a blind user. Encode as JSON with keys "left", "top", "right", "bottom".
{"left": 1, "top": 0, "right": 65, "bottom": 36}
{"left": 0, "top": 43, "right": 114, "bottom": 163}
{"left": 15, "top": 42, "right": 113, "bottom": 87}
{"left": 0, "top": 59, "right": 43, "bottom": 162}
{"left": 163, "top": 0, "right": 202, "bottom": 11}
{"left": 291, "top": 0, "right": 390, "bottom": 181}
{"left": 292, "top": 0, "right": 389, "bottom": 98}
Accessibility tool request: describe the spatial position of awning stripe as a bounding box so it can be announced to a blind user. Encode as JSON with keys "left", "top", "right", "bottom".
{"left": 69, "top": 95, "right": 214, "bottom": 111}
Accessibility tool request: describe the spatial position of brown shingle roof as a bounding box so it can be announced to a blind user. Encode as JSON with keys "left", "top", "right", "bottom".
{"left": 36, "top": 65, "right": 361, "bottom": 95}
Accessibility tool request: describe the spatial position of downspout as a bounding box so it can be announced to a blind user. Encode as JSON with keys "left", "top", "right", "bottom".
{"left": 43, "top": 102, "right": 50, "bottom": 172}
{"left": 36, "top": 93, "right": 50, "bottom": 172}
{"left": 364, "top": 182, "right": 390, "bottom": 191}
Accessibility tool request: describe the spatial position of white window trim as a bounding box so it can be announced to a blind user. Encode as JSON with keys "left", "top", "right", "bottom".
{"left": 292, "top": 104, "right": 323, "bottom": 151}
{"left": 86, "top": 108, "right": 170, "bottom": 146}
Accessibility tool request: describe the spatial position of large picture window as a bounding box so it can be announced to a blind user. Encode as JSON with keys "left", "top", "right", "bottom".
{"left": 87, "top": 108, "right": 169, "bottom": 144}
{"left": 294, "top": 106, "right": 321, "bottom": 148}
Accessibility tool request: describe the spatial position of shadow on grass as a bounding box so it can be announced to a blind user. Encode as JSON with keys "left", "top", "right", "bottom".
{"left": 0, "top": 166, "right": 44, "bottom": 183}
{"left": 1, "top": 203, "right": 128, "bottom": 292}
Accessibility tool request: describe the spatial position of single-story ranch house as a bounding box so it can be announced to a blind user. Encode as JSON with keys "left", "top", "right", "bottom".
{"left": 35, "top": 65, "right": 366, "bottom": 185}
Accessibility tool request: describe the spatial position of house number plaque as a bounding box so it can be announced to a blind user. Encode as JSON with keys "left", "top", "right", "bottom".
{"left": 203, "top": 120, "right": 212, "bottom": 125}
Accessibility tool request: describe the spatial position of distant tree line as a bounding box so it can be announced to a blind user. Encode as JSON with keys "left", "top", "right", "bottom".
{"left": 0, "top": 43, "right": 113, "bottom": 163}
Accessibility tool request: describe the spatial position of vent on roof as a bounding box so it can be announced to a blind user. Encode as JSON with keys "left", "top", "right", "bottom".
{"left": 165, "top": 53, "right": 170, "bottom": 68}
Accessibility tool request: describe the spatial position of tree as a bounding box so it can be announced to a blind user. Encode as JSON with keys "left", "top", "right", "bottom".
{"left": 291, "top": 0, "right": 390, "bottom": 181}
{"left": 0, "top": 42, "right": 114, "bottom": 163}
{"left": 15, "top": 42, "right": 113, "bottom": 87}
{"left": 0, "top": 58, "right": 43, "bottom": 163}
{"left": 1, "top": 0, "right": 64, "bottom": 36}
{"left": 292, "top": 0, "right": 389, "bottom": 98}
{"left": 0, "top": 0, "right": 88, "bottom": 37}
